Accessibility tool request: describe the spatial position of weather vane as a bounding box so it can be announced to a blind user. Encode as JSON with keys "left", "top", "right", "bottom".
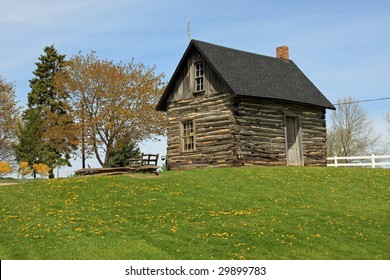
{"left": 187, "top": 19, "right": 192, "bottom": 40}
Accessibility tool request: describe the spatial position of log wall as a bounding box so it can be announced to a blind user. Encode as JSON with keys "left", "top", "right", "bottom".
{"left": 234, "top": 98, "right": 327, "bottom": 166}
{"left": 166, "top": 92, "right": 237, "bottom": 170}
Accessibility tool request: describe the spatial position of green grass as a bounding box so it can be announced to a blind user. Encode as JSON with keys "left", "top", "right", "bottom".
{"left": 0, "top": 166, "right": 389, "bottom": 260}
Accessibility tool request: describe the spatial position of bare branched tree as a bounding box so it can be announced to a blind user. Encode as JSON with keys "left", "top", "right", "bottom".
{"left": 327, "top": 96, "right": 380, "bottom": 156}
{"left": 0, "top": 77, "right": 21, "bottom": 163}
{"left": 385, "top": 112, "right": 390, "bottom": 152}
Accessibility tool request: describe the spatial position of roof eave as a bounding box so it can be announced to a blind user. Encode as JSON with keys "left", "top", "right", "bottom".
{"left": 235, "top": 94, "right": 336, "bottom": 110}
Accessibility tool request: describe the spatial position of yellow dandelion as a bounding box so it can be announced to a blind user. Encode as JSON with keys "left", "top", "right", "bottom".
{"left": 209, "top": 211, "right": 219, "bottom": 217}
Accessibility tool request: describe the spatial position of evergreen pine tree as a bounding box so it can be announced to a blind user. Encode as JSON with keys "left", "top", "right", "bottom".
{"left": 14, "top": 110, "right": 54, "bottom": 178}
{"left": 109, "top": 142, "right": 141, "bottom": 167}
{"left": 14, "top": 45, "right": 79, "bottom": 178}
{"left": 28, "top": 45, "right": 67, "bottom": 112}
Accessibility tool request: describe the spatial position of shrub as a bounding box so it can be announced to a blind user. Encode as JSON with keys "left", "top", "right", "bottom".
{"left": 32, "top": 163, "right": 50, "bottom": 178}
{"left": 0, "top": 162, "right": 13, "bottom": 176}
{"left": 19, "top": 162, "right": 32, "bottom": 178}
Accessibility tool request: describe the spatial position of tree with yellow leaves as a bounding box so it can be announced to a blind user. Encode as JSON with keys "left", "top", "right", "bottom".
{"left": 56, "top": 52, "right": 166, "bottom": 167}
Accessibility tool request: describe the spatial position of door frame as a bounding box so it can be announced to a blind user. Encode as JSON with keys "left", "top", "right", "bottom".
{"left": 283, "top": 112, "right": 304, "bottom": 166}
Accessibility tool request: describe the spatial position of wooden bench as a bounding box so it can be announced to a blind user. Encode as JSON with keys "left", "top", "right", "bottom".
{"left": 129, "top": 153, "right": 159, "bottom": 166}
{"left": 128, "top": 153, "right": 159, "bottom": 175}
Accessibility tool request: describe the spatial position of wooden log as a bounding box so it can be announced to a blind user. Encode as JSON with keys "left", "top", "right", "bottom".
{"left": 74, "top": 165, "right": 159, "bottom": 176}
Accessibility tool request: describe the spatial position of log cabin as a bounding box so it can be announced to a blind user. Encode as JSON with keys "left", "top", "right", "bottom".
{"left": 156, "top": 40, "right": 335, "bottom": 170}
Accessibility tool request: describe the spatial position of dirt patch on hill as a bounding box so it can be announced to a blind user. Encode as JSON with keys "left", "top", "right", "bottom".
{"left": 0, "top": 183, "right": 18, "bottom": 186}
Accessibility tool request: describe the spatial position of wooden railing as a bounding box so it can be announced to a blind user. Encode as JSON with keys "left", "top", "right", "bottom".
{"left": 327, "top": 154, "right": 390, "bottom": 168}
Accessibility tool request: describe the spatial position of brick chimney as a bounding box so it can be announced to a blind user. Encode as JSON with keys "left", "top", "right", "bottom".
{"left": 276, "top": 46, "right": 289, "bottom": 60}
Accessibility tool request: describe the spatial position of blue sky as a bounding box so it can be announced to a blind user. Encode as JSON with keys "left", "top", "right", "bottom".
{"left": 1, "top": 0, "right": 389, "bottom": 173}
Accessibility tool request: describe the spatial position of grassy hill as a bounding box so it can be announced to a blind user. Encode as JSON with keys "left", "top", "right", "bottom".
{"left": 0, "top": 166, "right": 389, "bottom": 260}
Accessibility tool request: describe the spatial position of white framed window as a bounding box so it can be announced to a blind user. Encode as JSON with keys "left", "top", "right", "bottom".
{"left": 181, "top": 120, "right": 195, "bottom": 151}
{"left": 194, "top": 62, "right": 204, "bottom": 92}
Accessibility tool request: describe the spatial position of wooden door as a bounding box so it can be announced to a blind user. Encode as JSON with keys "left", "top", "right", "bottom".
{"left": 285, "top": 116, "right": 302, "bottom": 166}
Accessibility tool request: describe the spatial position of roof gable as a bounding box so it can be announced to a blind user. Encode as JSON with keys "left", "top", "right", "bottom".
{"left": 156, "top": 40, "right": 335, "bottom": 111}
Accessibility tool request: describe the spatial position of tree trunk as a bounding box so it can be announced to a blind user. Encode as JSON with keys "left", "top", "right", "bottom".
{"left": 93, "top": 137, "right": 104, "bottom": 167}
{"left": 103, "top": 141, "right": 114, "bottom": 168}
{"left": 49, "top": 168, "right": 55, "bottom": 179}
{"left": 94, "top": 148, "right": 104, "bottom": 167}
{"left": 81, "top": 102, "right": 86, "bottom": 169}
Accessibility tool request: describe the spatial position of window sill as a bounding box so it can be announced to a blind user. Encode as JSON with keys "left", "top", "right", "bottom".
{"left": 193, "top": 90, "right": 205, "bottom": 96}
{"left": 181, "top": 150, "right": 196, "bottom": 153}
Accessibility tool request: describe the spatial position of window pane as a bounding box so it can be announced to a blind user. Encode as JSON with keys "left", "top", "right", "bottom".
{"left": 195, "top": 77, "right": 204, "bottom": 92}
{"left": 195, "top": 62, "right": 204, "bottom": 92}
{"left": 182, "top": 121, "right": 195, "bottom": 151}
{"left": 195, "top": 62, "right": 203, "bottom": 77}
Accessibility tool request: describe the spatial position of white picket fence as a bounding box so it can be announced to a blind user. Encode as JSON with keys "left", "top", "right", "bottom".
{"left": 327, "top": 154, "right": 390, "bottom": 168}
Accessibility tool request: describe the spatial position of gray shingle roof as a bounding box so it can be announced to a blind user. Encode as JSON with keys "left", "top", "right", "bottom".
{"left": 156, "top": 40, "right": 335, "bottom": 111}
